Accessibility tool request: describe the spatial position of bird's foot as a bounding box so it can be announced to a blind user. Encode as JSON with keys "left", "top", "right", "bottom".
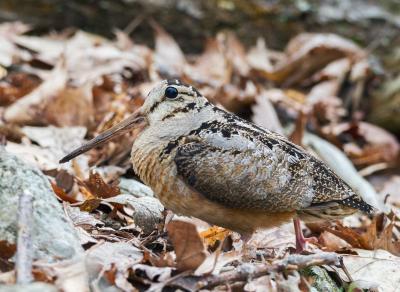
{"left": 295, "top": 235, "right": 318, "bottom": 254}
{"left": 293, "top": 218, "right": 318, "bottom": 254}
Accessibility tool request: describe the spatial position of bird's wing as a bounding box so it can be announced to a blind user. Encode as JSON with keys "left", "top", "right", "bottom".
{"left": 173, "top": 139, "right": 315, "bottom": 212}
{"left": 173, "top": 130, "right": 373, "bottom": 214}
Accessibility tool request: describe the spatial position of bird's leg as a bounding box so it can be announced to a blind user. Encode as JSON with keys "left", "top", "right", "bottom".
{"left": 240, "top": 232, "right": 256, "bottom": 260}
{"left": 293, "top": 218, "right": 318, "bottom": 253}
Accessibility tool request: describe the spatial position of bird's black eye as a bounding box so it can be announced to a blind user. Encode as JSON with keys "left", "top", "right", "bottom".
{"left": 165, "top": 86, "right": 179, "bottom": 99}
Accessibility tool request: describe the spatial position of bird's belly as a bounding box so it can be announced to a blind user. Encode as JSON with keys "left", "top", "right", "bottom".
{"left": 131, "top": 147, "right": 294, "bottom": 233}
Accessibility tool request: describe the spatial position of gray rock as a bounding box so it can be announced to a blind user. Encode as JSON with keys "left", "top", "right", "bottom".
{"left": 0, "top": 148, "right": 83, "bottom": 261}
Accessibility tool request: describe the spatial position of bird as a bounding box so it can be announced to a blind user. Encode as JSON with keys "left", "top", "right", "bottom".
{"left": 60, "top": 79, "right": 375, "bottom": 253}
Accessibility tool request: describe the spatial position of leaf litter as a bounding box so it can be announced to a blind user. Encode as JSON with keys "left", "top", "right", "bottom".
{"left": 0, "top": 20, "right": 399, "bottom": 291}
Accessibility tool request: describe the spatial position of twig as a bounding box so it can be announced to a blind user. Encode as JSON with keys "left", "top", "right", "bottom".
{"left": 123, "top": 15, "right": 144, "bottom": 35}
{"left": 339, "top": 256, "right": 353, "bottom": 282}
{"left": 16, "top": 190, "right": 34, "bottom": 284}
{"left": 196, "top": 252, "right": 339, "bottom": 289}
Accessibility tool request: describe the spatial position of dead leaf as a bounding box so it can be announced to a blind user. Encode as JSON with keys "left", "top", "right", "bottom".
{"left": 84, "top": 172, "right": 120, "bottom": 199}
{"left": 0, "top": 72, "right": 41, "bottom": 106}
{"left": 200, "top": 226, "right": 230, "bottom": 248}
{"left": 251, "top": 90, "right": 284, "bottom": 134}
{"left": 322, "top": 122, "right": 400, "bottom": 167}
{"left": 151, "top": 21, "right": 186, "bottom": 77}
{"left": 247, "top": 38, "right": 282, "bottom": 75}
{"left": 167, "top": 220, "right": 208, "bottom": 271}
{"left": 185, "top": 37, "right": 231, "bottom": 87}
{"left": 194, "top": 250, "right": 240, "bottom": 276}
{"left": 318, "top": 231, "right": 351, "bottom": 251}
{"left": 335, "top": 249, "right": 400, "bottom": 291}
{"left": 0, "top": 240, "right": 16, "bottom": 260}
{"left": 325, "top": 214, "right": 400, "bottom": 256}
{"left": 51, "top": 182, "right": 79, "bottom": 204}
{"left": 104, "top": 194, "right": 164, "bottom": 234}
{"left": 247, "top": 225, "right": 295, "bottom": 257}
{"left": 254, "top": 33, "right": 365, "bottom": 86}
{"left": 86, "top": 242, "right": 143, "bottom": 292}
{"left": 223, "top": 31, "right": 250, "bottom": 77}
{"left": 379, "top": 176, "right": 400, "bottom": 207}
{"left": 64, "top": 204, "right": 104, "bottom": 227}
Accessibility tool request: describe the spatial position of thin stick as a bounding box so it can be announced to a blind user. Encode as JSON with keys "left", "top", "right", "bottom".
{"left": 196, "top": 252, "right": 339, "bottom": 289}
{"left": 339, "top": 256, "right": 353, "bottom": 282}
{"left": 16, "top": 190, "right": 34, "bottom": 284}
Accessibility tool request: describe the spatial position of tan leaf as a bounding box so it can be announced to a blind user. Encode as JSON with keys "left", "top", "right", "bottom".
{"left": 167, "top": 220, "right": 207, "bottom": 271}
{"left": 151, "top": 21, "right": 186, "bottom": 77}
{"left": 185, "top": 37, "right": 231, "bottom": 87}
{"left": 254, "top": 33, "right": 365, "bottom": 86}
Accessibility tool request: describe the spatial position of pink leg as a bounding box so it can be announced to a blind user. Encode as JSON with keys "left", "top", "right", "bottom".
{"left": 293, "top": 218, "right": 317, "bottom": 253}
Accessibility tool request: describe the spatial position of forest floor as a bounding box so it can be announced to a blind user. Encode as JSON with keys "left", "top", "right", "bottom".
{"left": 0, "top": 17, "right": 400, "bottom": 291}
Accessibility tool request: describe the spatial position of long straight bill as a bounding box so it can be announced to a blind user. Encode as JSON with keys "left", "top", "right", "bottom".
{"left": 59, "top": 110, "right": 146, "bottom": 163}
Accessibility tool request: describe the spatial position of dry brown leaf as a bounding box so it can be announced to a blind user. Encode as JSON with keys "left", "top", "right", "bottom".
{"left": 51, "top": 182, "right": 79, "bottom": 204}
{"left": 318, "top": 231, "right": 351, "bottom": 251}
{"left": 223, "top": 31, "right": 250, "bottom": 77}
{"left": 322, "top": 121, "right": 400, "bottom": 166}
{"left": 167, "top": 220, "right": 208, "bottom": 271}
{"left": 185, "top": 37, "right": 231, "bottom": 87}
{"left": 4, "top": 65, "right": 68, "bottom": 125}
{"left": 255, "top": 33, "right": 365, "bottom": 86}
{"left": 0, "top": 240, "right": 16, "bottom": 260}
{"left": 326, "top": 214, "right": 400, "bottom": 256}
{"left": 84, "top": 172, "right": 120, "bottom": 199}
{"left": 151, "top": 21, "right": 186, "bottom": 77}
{"left": 44, "top": 83, "right": 94, "bottom": 127}
{"left": 215, "top": 81, "right": 257, "bottom": 112}
{"left": 247, "top": 38, "right": 282, "bottom": 74}
{"left": 0, "top": 72, "right": 41, "bottom": 106}
{"left": 251, "top": 90, "right": 284, "bottom": 134}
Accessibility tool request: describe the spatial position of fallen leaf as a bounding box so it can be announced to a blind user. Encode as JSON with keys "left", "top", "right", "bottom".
{"left": 194, "top": 250, "right": 240, "bottom": 276}
{"left": 318, "top": 231, "right": 351, "bottom": 252}
{"left": 379, "top": 176, "right": 400, "bottom": 208}
{"left": 84, "top": 172, "right": 120, "bottom": 199}
{"left": 167, "top": 220, "right": 208, "bottom": 271}
{"left": 335, "top": 249, "right": 400, "bottom": 291}
{"left": 247, "top": 225, "right": 295, "bottom": 257}
{"left": 185, "top": 37, "right": 231, "bottom": 87}
{"left": 64, "top": 203, "right": 104, "bottom": 227}
{"left": 86, "top": 242, "right": 143, "bottom": 292}
{"left": 0, "top": 240, "right": 16, "bottom": 260}
{"left": 254, "top": 33, "right": 365, "bottom": 86}
{"left": 325, "top": 214, "right": 400, "bottom": 256}
{"left": 251, "top": 90, "right": 284, "bottom": 134}
{"left": 104, "top": 195, "right": 164, "bottom": 234}
{"left": 223, "top": 31, "right": 250, "bottom": 77}
{"left": 151, "top": 21, "right": 186, "bottom": 78}
{"left": 200, "top": 226, "right": 230, "bottom": 248}
{"left": 0, "top": 72, "right": 41, "bottom": 106}
{"left": 322, "top": 122, "right": 400, "bottom": 167}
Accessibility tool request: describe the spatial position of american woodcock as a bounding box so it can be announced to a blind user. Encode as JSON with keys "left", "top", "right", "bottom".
{"left": 61, "top": 79, "right": 375, "bottom": 252}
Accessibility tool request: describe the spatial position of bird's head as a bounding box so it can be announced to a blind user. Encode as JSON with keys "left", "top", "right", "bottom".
{"left": 59, "top": 80, "right": 209, "bottom": 163}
